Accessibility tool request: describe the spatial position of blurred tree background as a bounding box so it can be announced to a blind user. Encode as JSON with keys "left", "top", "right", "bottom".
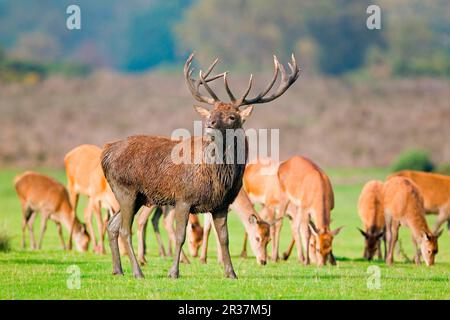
{"left": 0, "top": 0, "right": 449, "bottom": 79}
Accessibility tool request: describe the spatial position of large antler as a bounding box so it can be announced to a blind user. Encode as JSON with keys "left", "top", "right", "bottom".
{"left": 184, "top": 53, "right": 226, "bottom": 105}
{"left": 224, "top": 54, "right": 300, "bottom": 107}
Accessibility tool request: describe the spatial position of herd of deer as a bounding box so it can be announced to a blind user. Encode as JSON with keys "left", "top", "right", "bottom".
{"left": 12, "top": 54, "right": 448, "bottom": 280}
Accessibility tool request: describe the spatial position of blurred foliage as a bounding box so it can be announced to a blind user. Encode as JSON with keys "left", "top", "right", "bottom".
{"left": 391, "top": 149, "right": 435, "bottom": 173}
{"left": 124, "top": 0, "right": 192, "bottom": 71}
{"left": 435, "top": 163, "right": 450, "bottom": 176}
{"left": 0, "top": 44, "right": 91, "bottom": 83}
{"left": 0, "top": 0, "right": 449, "bottom": 76}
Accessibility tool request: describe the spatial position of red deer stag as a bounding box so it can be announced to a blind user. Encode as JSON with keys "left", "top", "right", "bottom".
{"left": 101, "top": 53, "right": 300, "bottom": 278}
{"left": 14, "top": 171, "right": 90, "bottom": 252}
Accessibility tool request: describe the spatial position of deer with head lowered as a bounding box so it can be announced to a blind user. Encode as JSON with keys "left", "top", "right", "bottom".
{"left": 357, "top": 180, "right": 386, "bottom": 261}
{"left": 383, "top": 176, "right": 442, "bottom": 266}
{"left": 101, "top": 53, "right": 300, "bottom": 279}
{"left": 14, "top": 171, "right": 90, "bottom": 252}
{"left": 278, "top": 155, "right": 343, "bottom": 266}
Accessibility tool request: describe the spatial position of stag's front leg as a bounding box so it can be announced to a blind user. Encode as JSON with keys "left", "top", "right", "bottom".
{"left": 168, "top": 202, "right": 190, "bottom": 279}
{"left": 212, "top": 209, "right": 237, "bottom": 279}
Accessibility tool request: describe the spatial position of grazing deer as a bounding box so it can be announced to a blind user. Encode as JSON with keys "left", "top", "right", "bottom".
{"left": 14, "top": 171, "right": 90, "bottom": 252}
{"left": 65, "top": 144, "right": 120, "bottom": 254}
{"left": 278, "top": 156, "right": 343, "bottom": 266}
{"left": 101, "top": 53, "right": 300, "bottom": 278}
{"left": 199, "top": 188, "right": 271, "bottom": 265}
{"left": 357, "top": 180, "right": 386, "bottom": 260}
{"left": 243, "top": 159, "right": 288, "bottom": 261}
{"left": 389, "top": 170, "right": 450, "bottom": 235}
{"left": 383, "top": 176, "right": 442, "bottom": 266}
{"left": 136, "top": 205, "right": 203, "bottom": 265}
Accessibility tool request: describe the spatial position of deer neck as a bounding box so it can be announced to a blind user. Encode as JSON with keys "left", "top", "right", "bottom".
{"left": 59, "top": 206, "right": 82, "bottom": 235}
{"left": 230, "top": 190, "right": 259, "bottom": 232}
{"left": 408, "top": 211, "right": 431, "bottom": 243}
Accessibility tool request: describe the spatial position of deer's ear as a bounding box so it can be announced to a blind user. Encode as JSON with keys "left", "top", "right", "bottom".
{"left": 331, "top": 226, "right": 344, "bottom": 237}
{"left": 357, "top": 228, "right": 368, "bottom": 238}
{"left": 434, "top": 229, "right": 444, "bottom": 238}
{"left": 239, "top": 105, "right": 254, "bottom": 122}
{"left": 248, "top": 214, "right": 258, "bottom": 225}
{"left": 193, "top": 105, "right": 210, "bottom": 117}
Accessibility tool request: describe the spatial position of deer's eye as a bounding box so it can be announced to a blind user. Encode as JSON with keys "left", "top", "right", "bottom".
{"left": 256, "top": 237, "right": 261, "bottom": 242}
{"left": 228, "top": 115, "right": 236, "bottom": 121}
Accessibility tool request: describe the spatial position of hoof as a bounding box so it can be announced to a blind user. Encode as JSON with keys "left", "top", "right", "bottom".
{"left": 168, "top": 270, "right": 179, "bottom": 279}
{"left": 199, "top": 257, "right": 207, "bottom": 264}
{"left": 134, "top": 272, "right": 145, "bottom": 279}
{"left": 240, "top": 252, "right": 247, "bottom": 258}
{"left": 282, "top": 252, "right": 289, "bottom": 261}
{"left": 225, "top": 272, "right": 238, "bottom": 279}
{"left": 139, "top": 259, "right": 147, "bottom": 267}
{"left": 112, "top": 270, "right": 124, "bottom": 276}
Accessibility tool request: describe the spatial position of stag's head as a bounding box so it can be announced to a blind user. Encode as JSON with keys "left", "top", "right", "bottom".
{"left": 184, "top": 53, "right": 300, "bottom": 136}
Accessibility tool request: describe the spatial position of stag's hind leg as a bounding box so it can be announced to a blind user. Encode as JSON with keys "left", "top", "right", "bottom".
{"left": 119, "top": 200, "right": 144, "bottom": 279}
{"left": 107, "top": 211, "right": 123, "bottom": 275}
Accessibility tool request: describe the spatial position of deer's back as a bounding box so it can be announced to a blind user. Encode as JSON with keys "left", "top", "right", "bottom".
{"left": 383, "top": 176, "right": 425, "bottom": 223}
{"left": 390, "top": 170, "right": 450, "bottom": 212}
{"left": 65, "top": 144, "right": 107, "bottom": 197}
{"left": 358, "top": 180, "right": 385, "bottom": 230}
{"left": 14, "top": 171, "right": 70, "bottom": 214}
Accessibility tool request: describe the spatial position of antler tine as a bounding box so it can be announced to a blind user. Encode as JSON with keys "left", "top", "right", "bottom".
{"left": 254, "top": 55, "right": 279, "bottom": 100}
{"left": 236, "top": 53, "right": 300, "bottom": 107}
{"left": 184, "top": 53, "right": 224, "bottom": 105}
{"left": 199, "top": 70, "right": 220, "bottom": 102}
{"left": 224, "top": 72, "right": 236, "bottom": 103}
{"left": 202, "top": 58, "right": 219, "bottom": 79}
{"left": 235, "top": 74, "right": 253, "bottom": 106}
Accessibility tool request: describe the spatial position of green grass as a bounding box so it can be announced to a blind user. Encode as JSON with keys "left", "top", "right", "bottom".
{"left": 0, "top": 168, "right": 449, "bottom": 299}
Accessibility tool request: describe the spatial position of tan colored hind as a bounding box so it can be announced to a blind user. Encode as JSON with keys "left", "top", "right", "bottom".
{"left": 14, "top": 171, "right": 90, "bottom": 252}
{"left": 199, "top": 188, "right": 270, "bottom": 266}
{"left": 383, "top": 176, "right": 442, "bottom": 266}
{"left": 278, "top": 155, "right": 343, "bottom": 266}
{"left": 243, "top": 158, "right": 288, "bottom": 262}
{"left": 64, "top": 144, "right": 125, "bottom": 254}
{"left": 357, "top": 180, "right": 385, "bottom": 260}
{"left": 389, "top": 170, "right": 450, "bottom": 235}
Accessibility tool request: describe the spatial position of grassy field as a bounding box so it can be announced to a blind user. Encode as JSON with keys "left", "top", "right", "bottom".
{"left": 0, "top": 168, "right": 449, "bottom": 300}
